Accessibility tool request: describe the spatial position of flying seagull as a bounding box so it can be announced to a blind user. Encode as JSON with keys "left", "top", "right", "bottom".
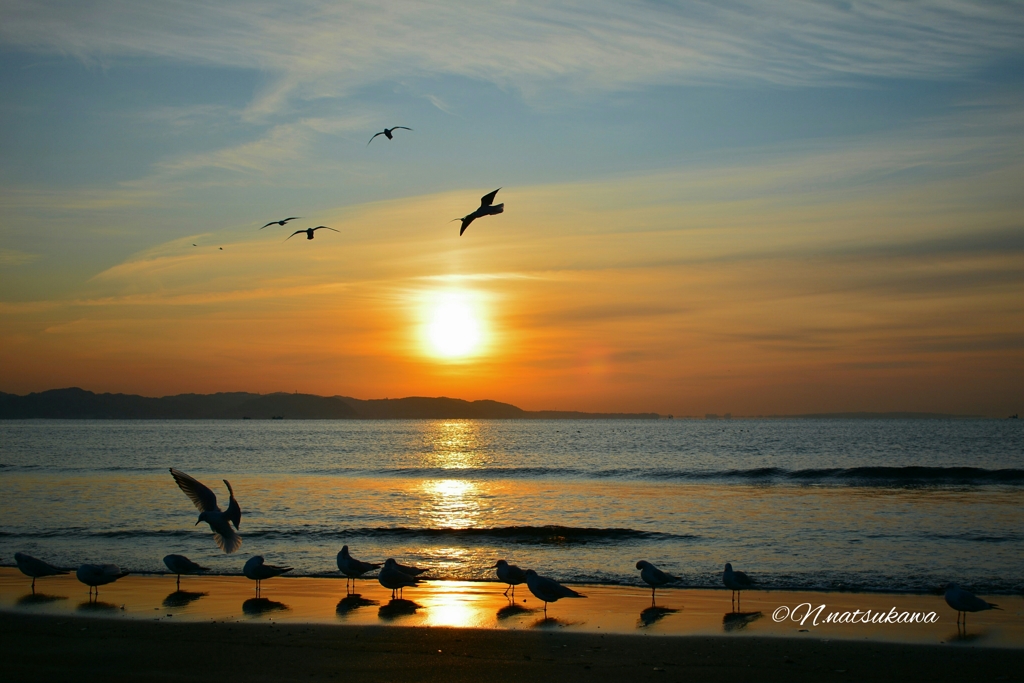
{"left": 454, "top": 188, "right": 503, "bottom": 236}
{"left": 169, "top": 468, "right": 242, "bottom": 554}
{"left": 163, "top": 554, "right": 210, "bottom": 590}
{"left": 14, "top": 552, "right": 68, "bottom": 592}
{"left": 286, "top": 226, "right": 339, "bottom": 241}
{"left": 368, "top": 126, "right": 412, "bottom": 145}
{"left": 261, "top": 217, "right": 301, "bottom": 229}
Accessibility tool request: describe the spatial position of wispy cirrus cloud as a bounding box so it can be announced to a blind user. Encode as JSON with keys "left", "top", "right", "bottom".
{"left": 2, "top": 0, "right": 1022, "bottom": 116}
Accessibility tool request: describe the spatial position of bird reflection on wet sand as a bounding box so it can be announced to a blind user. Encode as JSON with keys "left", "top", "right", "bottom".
{"left": 638, "top": 605, "right": 679, "bottom": 627}
{"left": 336, "top": 594, "right": 378, "bottom": 615}
{"left": 17, "top": 593, "right": 67, "bottom": 606}
{"left": 496, "top": 602, "right": 532, "bottom": 620}
{"left": 722, "top": 611, "right": 763, "bottom": 632}
{"left": 378, "top": 598, "right": 420, "bottom": 620}
{"left": 532, "top": 616, "right": 578, "bottom": 629}
{"left": 163, "top": 590, "right": 207, "bottom": 608}
{"left": 77, "top": 600, "right": 118, "bottom": 613}
{"left": 242, "top": 597, "right": 288, "bottom": 616}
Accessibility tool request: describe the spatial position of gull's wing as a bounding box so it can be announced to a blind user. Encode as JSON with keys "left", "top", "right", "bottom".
{"left": 224, "top": 480, "right": 241, "bottom": 530}
{"left": 367, "top": 131, "right": 386, "bottom": 145}
{"left": 312, "top": 226, "right": 339, "bottom": 233}
{"left": 214, "top": 528, "right": 242, "bottom": 554}
{"left": 260, "top": 221, "right": 277, "bottom": 229}
{"left": 480, "top": 188, "right": 501, "bottom": 207}
{"left": 459, "top": 215, "right": 475, "bottom": 236}
{"left": 260, "top": 217, "right": 299, "bottom": 229}
{"left": 392, "top": 126, "right": 412, "bottom": 132}
{"left": 170, "top": 468, "right": 220, "bottom": 512}
{"left": 285, "top": 230, "right": 305, "bottom": 241}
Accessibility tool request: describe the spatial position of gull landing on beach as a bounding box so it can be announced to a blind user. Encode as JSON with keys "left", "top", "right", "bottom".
{"left": 169, "top": 468, "right": 242, "bottom": 554}
{"left": 243, "top": 556, "right": 293, "bottom": 598}
{"left": 491, "top": 559, "right": 527, "bottom": 598}
{"left": 286, "top": 226, "right": 339, "bottom": 241}
{"left": 454, "top": 188, "right": 503, "bottom": 236}
{"left": 944, "top": 583, "right": 1000, "bottom": 629}
{"left": 367, "top": 126, "right": 412, "bottom": 145}
{"left": 724, "top": 562, "right": 754, "bottom": 610}
{"left": 163, "top": 554, "right": 210, "bottom": 590}
{"left": 337, "top": 545, "right": 381, "bottom": 593}
{"left": 15, "top": 552, "right": 68, "bottom": 593}
{"left": 636, "top": 560, "right": 679, "bottom": 605}
{"left": 524, "top": 569, "right": 585, "bottom": 614}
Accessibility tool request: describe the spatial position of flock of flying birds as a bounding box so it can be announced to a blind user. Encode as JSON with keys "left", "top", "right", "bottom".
{"left": 247, "top": 125, "right": 504, "bottom": 244}
{"left": 10, "top": 468, "right": 1004, "bottom": 624}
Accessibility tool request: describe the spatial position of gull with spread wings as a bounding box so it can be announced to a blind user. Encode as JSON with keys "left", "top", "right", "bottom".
{"left": 368, "top": 126, "right": 412, "bottom": 145}
{"left": 454, "top": 188, "right": 504, "bottom": 236}
{"left": 170, "top": 468, "right": 242, "bottom": 554}
{"left": 287, "top": 226, "right": 339, "bottom": 241}
{"left": 260, "top": 217, "right": 300, "bottom": 229}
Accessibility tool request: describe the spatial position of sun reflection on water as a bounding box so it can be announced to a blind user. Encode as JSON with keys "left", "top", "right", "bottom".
{"left": 425, "top": 420, "right": 481, "bottom": 469}
{"left": 420, "top": 480, "right": 480, "bottom": 529}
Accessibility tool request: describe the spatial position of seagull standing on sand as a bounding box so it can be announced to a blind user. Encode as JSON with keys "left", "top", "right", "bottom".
{"left": 76, "top": 564, "right": 129, "bottom": 599}
{"left": 286, "top": 226, "right": 339, "bottom": 241}
{"left": 454, "top": 188, "right": 504, "bottom": 236}
{"left": 723, "top": 562, "right": 754, "bottom": 610}
{"left": 337, "top": 545, "right": 381, "bottom": 593}
{"left": 260, "top": 217, "right": 300, "bottom": 229}
{"left": 14, "top": 552, "right": 68, "bottom": 592}
{"left": 377, "top": 558, "right": 421, "bottom": 599}
{"left": 243, "top": 556, "right": 292, "bottom": 598}
{"left": 491, "top": 559, "right": 527, "bottom": 598}
{"left": 163, "top": 554, "right": 210, "bottom": 590}
{"left": 524, "top": 569, "right": 585, "bottom": 614}
{"left": 636, "top": 560, "right": 679, "bottom": 605}
{"left": 367, "top": 126, "right": 412, "bottom": 145}
{"left": 944, "top": 583, "right": 1001, "bottom": 627}
{"left": 169, "top": 468, "right": 242, "bottom": 554}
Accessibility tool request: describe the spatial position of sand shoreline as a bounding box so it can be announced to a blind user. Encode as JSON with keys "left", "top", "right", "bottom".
{"left": 3, "top": 611, "right": 1022, "bottom": 683}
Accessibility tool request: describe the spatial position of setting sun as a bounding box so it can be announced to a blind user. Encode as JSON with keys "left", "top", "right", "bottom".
{"left": 423, "top": 291, "right": 487, "bottom": 360}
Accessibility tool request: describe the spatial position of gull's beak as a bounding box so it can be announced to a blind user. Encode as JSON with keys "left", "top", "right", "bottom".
{"left": 195, "top": 520, "right": 200, "bottom": 526}
{"left": 488, "top": 562, "right": 499, "bottom": 569}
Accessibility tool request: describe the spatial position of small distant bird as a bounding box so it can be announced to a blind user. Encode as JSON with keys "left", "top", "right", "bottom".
{"left": 454, "top": 188, "right": 503, "bottom": 236}
{"left": 286, "top": 226, "right": 339, "bottom": 241}
{"left": 169, "top": 468, "right": 242, "bottom": 554}
{"left": 15, "top": 552, "right": 68, "bottom": 592}
{"left": 243, "top": 556, "right": 292, "bottom": 598}
{"left": 723, "top": 562, "right": 754, "bottom": 609}
{"left": 367, "top": 126, "right": 412, "bottom": 145}
{"left": 163, "top": 554, "right": 210, "bottom": 590}
{"left": 337, "top": 545, "right": 381, "bottom": 592}
{"left": 944, "top": 583, "right": 1001, "bottom": 627}
{"left": 491, "top": 559, "right": 527, "bottom": 598}
{"left": 524, "top": 569, "right": 585, "bottom": 614}
{"left": 636, "top": 560, "right": 679, "bottom": 604}
{"left": 77, "top": 563, "right": 129, "bottom": 598}
{"left": 261, "top": 217, "right": 301, "bottom": 229}
{"left": 378, "top": 558, "right": 421, "bottom": 599}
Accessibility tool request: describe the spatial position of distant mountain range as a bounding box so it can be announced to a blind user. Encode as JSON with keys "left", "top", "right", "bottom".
{"left": 0, "top": 388, "right": 664, "bottom": 420}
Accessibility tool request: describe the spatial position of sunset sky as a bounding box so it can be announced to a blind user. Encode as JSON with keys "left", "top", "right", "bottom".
{"left": 1, "top": 1, "right": 1022, "bottom": 416}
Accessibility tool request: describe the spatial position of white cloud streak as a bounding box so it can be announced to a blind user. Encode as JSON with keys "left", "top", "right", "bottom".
{"left": 2, "top": 0, "right": 1021, "bottom": 115}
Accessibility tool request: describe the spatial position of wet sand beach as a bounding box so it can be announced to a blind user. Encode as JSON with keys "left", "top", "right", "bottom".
{"left": 2, "top": 568, "right": 1021, "bottom": 681}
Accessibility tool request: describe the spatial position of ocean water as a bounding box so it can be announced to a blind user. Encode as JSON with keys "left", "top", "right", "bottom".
{"left": 1, "top": 419, "right": 1021, "bottom": 594}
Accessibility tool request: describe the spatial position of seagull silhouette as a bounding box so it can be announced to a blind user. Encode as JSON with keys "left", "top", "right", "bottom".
{"left": 261, "top": 217, "right": 300, "bottom": 229}
{"left": 368, "top": 127, "right": 412, "bottom": 145}
{"left": 286, "top": 226, "right": 340, "bottom": 241}
{"left": 170, "top": 468, "right": 242, "bottom": 554}
{"left": 454, "top": 188, "right": 504, "bottom": 236}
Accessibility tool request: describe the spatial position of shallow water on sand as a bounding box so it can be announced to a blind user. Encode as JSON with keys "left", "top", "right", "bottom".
{"left": 1, "top": 419, "right": 1022, "bottom": 593}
